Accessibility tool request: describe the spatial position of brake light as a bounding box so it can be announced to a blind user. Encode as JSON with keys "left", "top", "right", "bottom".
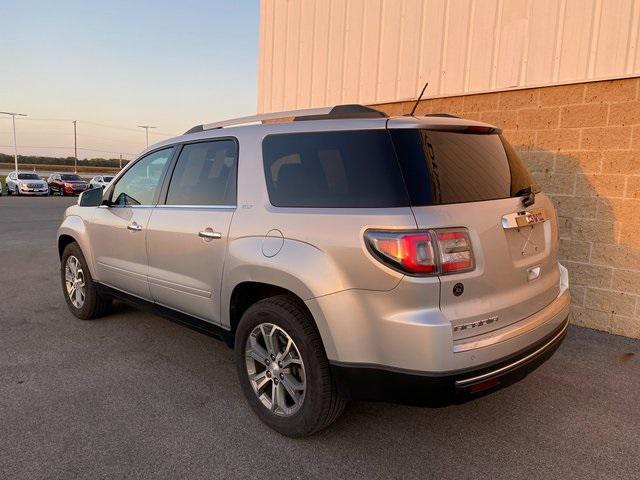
{"left": 365, "top": 231, "right": 436, "bottom": 274}
{"left": 365, "top": 228, "right": 474, "bottom": 276}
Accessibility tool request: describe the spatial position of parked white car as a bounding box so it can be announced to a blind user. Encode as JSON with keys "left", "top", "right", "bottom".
{"left": 6, "top": 172, "right": 49, "bottom": 196}
{"left": 89, "top": 175, "right": 115, "bottom": 189}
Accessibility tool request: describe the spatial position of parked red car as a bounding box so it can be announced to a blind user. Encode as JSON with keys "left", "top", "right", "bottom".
{"left": 47, "top": 173, "right": 90, "bottom": 196}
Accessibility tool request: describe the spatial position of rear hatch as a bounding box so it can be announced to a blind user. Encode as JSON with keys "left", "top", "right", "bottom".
{"left": 388, "top": 120, "right": 560, "bottom": 340}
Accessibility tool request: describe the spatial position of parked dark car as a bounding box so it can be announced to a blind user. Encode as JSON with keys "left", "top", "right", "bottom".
{"left": 47, "top": 173, "right": 89, "bottom": 196}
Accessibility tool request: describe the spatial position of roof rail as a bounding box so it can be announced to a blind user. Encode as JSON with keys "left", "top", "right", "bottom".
{"left": 183, "top": 104, "right": 387, "bottom": 134}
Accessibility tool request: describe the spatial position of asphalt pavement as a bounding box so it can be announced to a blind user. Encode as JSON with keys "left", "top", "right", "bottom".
{"left": 1, "top": 195, "right": 639, "bottom": 480}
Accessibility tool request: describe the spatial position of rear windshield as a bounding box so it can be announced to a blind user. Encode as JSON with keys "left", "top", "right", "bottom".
{"left": 390, "top": 129, "right": 539, "bottom": 206}
{"left": 262, "top": 130, "right": 409, "bottom": 208}
{"left": 18, "top": 173, "right": 40, "bottom": 180}
{"left": 61, "top": 174, "right": 82, "bottom": 181}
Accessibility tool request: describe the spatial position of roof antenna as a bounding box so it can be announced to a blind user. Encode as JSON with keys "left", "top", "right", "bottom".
{"left": 407, "top": 81, "right": 429, "bottom": 117}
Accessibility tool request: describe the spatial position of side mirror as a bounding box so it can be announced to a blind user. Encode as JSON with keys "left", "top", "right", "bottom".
{"left": 78, "top": 187, "right": 104, "bottom": 207}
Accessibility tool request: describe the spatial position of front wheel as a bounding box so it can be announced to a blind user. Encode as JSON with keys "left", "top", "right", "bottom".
{"left": 61, "top": 242, "right": 111, "bottom": 320}
{"left": 235, "top": 295, "right": 346, "bottom": 437}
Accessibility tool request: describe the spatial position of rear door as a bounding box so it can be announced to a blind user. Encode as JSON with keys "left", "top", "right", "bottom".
{"left": 389, "top": 125, "right": 560, "bottom": 340}
{"left": 146, "top": 139, "right": 237, "bottom": 322}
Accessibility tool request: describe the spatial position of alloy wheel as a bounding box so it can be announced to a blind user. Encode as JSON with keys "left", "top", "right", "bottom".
{"left": 245, "top": 323, "right": 306, "bottom": 416}
{"left": 64, "top": 255, "right": 86, "bottom": 308}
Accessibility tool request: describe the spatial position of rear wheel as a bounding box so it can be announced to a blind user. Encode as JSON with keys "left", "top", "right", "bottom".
{"left": 61, "top": 242, "right": 111, "bottom": 320}
{"left": 235, "top": 295, "right": 346, "bottom": 437}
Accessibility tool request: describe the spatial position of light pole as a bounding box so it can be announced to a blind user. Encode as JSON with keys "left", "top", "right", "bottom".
{"left": 0, "top": 111, "right": 28, "bottom": 173}
{"left": 72, "top": 120, "right": 78, "bottom": 173}
{"left": 137, "top": 125, "right": 156, "bottom": 148}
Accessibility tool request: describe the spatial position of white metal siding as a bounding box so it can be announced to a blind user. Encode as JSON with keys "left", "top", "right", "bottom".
{"left": 258, "top": 0, "right": 640, "bottom": 112}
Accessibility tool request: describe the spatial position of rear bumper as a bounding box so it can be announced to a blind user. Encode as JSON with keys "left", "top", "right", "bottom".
{"left": 331, "top": 315, "right": 568, "bottom": 406}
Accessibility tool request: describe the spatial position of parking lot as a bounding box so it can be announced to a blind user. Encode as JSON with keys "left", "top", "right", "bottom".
{"left": 0, "top": 195, "right": 639, "bottom": 479}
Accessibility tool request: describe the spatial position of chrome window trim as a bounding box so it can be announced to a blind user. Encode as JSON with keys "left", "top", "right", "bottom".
{"left": 154, "top": 204, "right": 236, "bottom": 210}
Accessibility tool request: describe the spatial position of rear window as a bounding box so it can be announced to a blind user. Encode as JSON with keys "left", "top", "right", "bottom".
{"left": 262, "top": 130, "right": 409, "bottom": 208}
{"left": 390, "top": 129, "right": 539, "bottom": 205}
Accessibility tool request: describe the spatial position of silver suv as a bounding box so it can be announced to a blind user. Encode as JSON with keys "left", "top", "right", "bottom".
{"left": 57, "top": 105, "right": 570, "bottom": 437}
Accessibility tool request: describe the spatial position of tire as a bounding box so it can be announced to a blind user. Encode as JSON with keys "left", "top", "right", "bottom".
{"left": 61, "top": 242, "right": 111, "bottom": 320}
{"left": 235, "top": 295, "right": 346, "bottom": 437}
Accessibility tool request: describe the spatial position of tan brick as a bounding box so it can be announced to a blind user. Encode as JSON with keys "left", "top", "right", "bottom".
{"left": 575, "top": 174, "right": 626, "bottom": 197}
{"left": 558, "top": 216, "right": 572, "bottom": 238}
{"left": 499, "top": 89, "right": 539, "bottom": 110}
{"left": 551, "top": 195, "right": 597, "bottom": 218}
{"left": 480, "top": 110, "right": 518, "bottom": 129}
{"left": 559, "top": 239, "right": 591, "bottom": 262}
{"left": 430, "top": 96, "right": 465, "bottom": 115}
{"left": 591, "top": 243, "right": 640, "bottom": 268}
{"left": 560, "top": 104, "right": 608, "bottom": 128}
{"left": 608, "top": 101, "right": 640, "bottom": 126}
{"left": 597, "top": 198, "right": 640, "bottom": 223}
{"left": 565, "top": 261, "right": 612, "bottom": 288}
{"left": 411, "top": 100, "right": 432, "bottom": 115}
{"left": 585, "top": 288, "right": 637, "bottom": 316}
{"left": 613, "top": 269, "right": 640, "bottom": 294}
{"left": 536, "top": 129, "right": 580, "bottom": 150}
{"left": 517, "top": 108, "right": 559, "bottom": 130}
{"left": 519, "top": 150, "right": 555, "bottom": 173}
{"left": 504, "top": 130, "right": 537, "bottom": 149}
{"left": 625, "top": 176, "right": 640, "bottom": 199}
{"left": 619, "top": 222, "right": 640, "bottom": 249}
{"left": 570, "top": 306, "right": 611, "bottom": 332}
{"left": 462, "top": 93, "right": 500, "bottom": 112}
{"left": 601, "top": 150, "right": 640, "bottom": 175}
{"left": 555, "top": 151, "right": 601, "bottom": 173}
{"left": 571, "top": 219, "right": 618, "bottom": 243}
{"left": 585, "top": 78, "right": 638, "bottom": 103}
{"left": 581, "top": 126, "right": 632, "bottom": 150}
{"left": 633, "top": 126, "right": 640, "bottom": 149}
{"left": 539, "top": 83, "right": 585, "bottom": 106}
{"left": 533, "top": 172, "right": 574, "bottom": 194}
{"left": 461, "top": 112, "right": 482, "bottom": 121}
{"left": 610, "top": 315, "right": 640, "bottom": 338}
{"left": 570, "top": 285, "right": 586, "bottom": 305}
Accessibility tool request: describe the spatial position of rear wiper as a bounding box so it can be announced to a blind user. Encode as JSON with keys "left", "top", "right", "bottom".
{"left": 515, "top": 186, "right": 536, "bottom": 207}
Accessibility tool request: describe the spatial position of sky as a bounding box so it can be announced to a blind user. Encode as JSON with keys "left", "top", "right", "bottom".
{"left": 0, "top": 0, "right": 259, "bottom": 160}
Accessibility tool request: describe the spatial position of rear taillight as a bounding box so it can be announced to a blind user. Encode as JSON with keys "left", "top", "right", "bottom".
{"left": 436, "top": 229, "right": 474, "bottom": 273}
{"left": 365, "top": 228, "right": 474, "bottom": 276}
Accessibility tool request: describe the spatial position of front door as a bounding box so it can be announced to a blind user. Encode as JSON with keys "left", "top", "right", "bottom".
{"left": 88, "top": 147, "right": 174, "bottom": 300}
{"left": 146, "top": 139, "right": 238, "bottom": 323}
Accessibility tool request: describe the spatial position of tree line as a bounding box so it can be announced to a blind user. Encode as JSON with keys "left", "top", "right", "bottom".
{"left": 0, "top": 153, "right": 129, "bottom": 168}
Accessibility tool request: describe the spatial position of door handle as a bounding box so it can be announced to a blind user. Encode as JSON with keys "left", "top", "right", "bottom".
{"left": 198, "top": 228, "right": 222, "bottom": 240}
{"left": 127, "top": 222, "right": 143, "bottom": 231}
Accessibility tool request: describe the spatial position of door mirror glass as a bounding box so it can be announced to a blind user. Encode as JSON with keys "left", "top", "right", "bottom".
{"left": 78, "top": 187, "right": 103, "bottom": 207}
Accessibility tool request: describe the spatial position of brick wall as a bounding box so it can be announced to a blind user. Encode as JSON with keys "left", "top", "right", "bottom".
{"left": 373, "top": 77, "right": 640, "bottom": 338}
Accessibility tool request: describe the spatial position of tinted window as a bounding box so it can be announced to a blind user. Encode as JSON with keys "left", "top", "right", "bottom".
{"left": 262, "top": 130, "right": 409, "bottom": 208}
{"left": 18, "top": 173, "right": 40, "bottom": 180}
{"left": 103, "top": 176, "right": 114, "bottom": 182}
{"left": 390, "top": 129, "right": 539, "bottom": 205}
{"left": 165, "top": 140, "right": 237, "bottom": 206}
{"left": 112, "top": 148, "right": 172, "bottom": 206}
{"left": 61, "top": 174, "right": 82, "bottom": 181}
